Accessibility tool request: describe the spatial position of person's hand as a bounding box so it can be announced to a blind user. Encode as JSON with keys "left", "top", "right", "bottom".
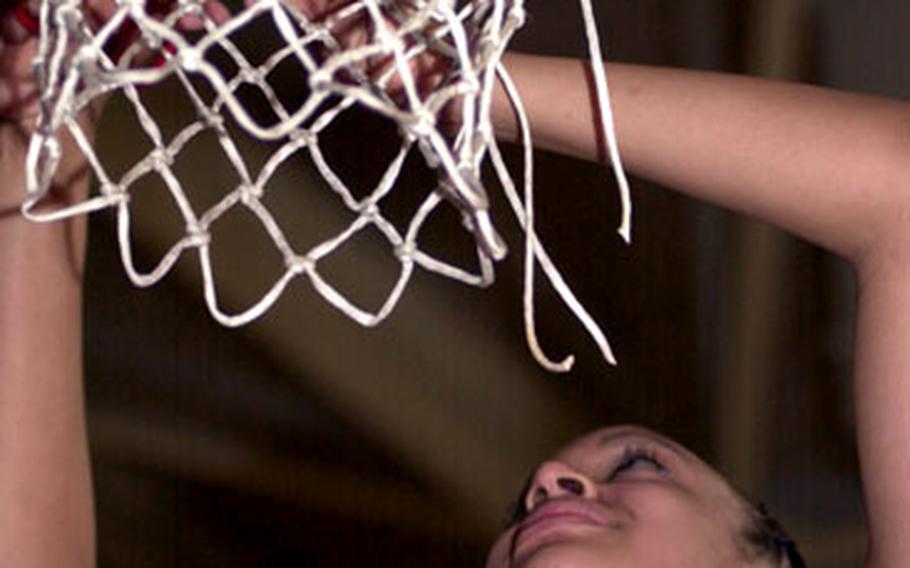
{"left": 0, "top": 0, "right": 50, "bottom": 211}
{"left": 0, "top": 0, "right": 125, "bottom": 212}
{"left": 0, "top": 0, "right": 176, "bottom": 212}
{"left": 0, "top": 0, "right": 42, "bottom": 123}
{"left": 249, "top": 0, "right": 451, "bottom": 101}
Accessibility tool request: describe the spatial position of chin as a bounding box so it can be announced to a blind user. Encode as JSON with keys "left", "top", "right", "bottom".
{"left": 497, "top": 540, "right": 620, "bottom": 568}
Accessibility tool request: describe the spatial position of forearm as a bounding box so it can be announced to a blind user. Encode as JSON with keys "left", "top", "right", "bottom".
{"left": 0, "top": 123, "right": 94, "bottom": 567}
{"left": 852, "top": 257, "right": 910, "bottom": 568}
{"left": 494, "top": 53, "right": 910, "bottom": 262}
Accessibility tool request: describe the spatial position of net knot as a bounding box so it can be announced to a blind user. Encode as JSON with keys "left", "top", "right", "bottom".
{"left": 403, "top": 108, "right": 436, "bottom": 140}
{"left": 475, "top": 37, "right": 498, "bottom": 64}
{"left": 75, "top": 45, "right": 103, "bottom": 87}
{"left": 124, "top": 0, "right": 146, "bottom": 12}
{"left": 507, "top": 4, "right": 527, "bottom": 27}
{"left": 185, "top": 228, "right": 211, "bottom": 248}
{"left": 308, "top": 69, "right": 331, "bottom": 92}
{"left": 461, "top": 75, "right": 481, "bottom": 96}
{"left": 76, "top": 45, "right": 96, "bottom": 68}
{"left": 289, "top": 129, "right": 315, "bottom": 146}
{"left": 373, "top": 27, "right": 400, "bottom": 52}
{"left": 361, "top": 202, "right": 381, "bottom": 221}
{"left": 179, "top": 48, "right": 201, "bottom": 72}
{"left": 395, "top": 241, "right": 416, "bottom": 260}
{"left": 100, "top": 181, "right": 127, "bottom": 201}
{"left": 203, "top": 112, "right": 224, "bottom": 131}
{"left": 287, "top": 255, "right": 314, "bottom": 275}
{"left": 181, "top": 2, "right": 203, "bottom": 17}
{"left": 238, "top": 183, "right": 263, "bottom": 205}
{"left": 239, "top": 67, "right": 265, "bottom": 85}
{"left": 151, "top": 148, "right": 174, "bottom": 170}
{"left": 61, "top": 6, "right": 83, "bottom": 31}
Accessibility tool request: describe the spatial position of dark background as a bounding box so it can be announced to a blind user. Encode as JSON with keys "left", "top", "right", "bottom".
{"left": 80, "top": 1, "right": 910, "bottom": 565}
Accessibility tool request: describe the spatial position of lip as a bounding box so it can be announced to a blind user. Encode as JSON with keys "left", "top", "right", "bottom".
{"left": 512, "top": 499, "right": 614, "bottom": 556}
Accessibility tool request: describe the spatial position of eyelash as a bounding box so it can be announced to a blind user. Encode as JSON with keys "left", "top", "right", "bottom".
{"left": 608, "top": 446, "right": 667, "bottom": 480}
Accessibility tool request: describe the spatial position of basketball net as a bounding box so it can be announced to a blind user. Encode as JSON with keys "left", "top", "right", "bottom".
{"left": 23, "top": 0, "right": 631, "bottom": 371}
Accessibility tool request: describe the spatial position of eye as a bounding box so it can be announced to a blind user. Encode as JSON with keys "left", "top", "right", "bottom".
{"left": 608, "top": 446, "right": 668, "bottom": 481}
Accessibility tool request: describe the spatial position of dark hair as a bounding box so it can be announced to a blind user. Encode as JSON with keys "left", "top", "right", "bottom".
{"left": 743, "top": 503, "right": 807, "bottom": 567}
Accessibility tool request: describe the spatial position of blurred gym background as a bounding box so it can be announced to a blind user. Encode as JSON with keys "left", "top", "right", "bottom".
{"left": 81, "top": 0, "right": 910, "bottom": 565}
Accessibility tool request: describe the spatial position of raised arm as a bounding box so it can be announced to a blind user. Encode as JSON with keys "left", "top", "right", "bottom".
{"left": 0, "top": 7, "right": 95, "bottom": 566}
{"left": 493, "top": 53, "right": 910, "bottom": 567}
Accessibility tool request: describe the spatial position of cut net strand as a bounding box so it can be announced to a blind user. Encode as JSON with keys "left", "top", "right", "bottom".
{"left": 22, "top": 0, "right": 631, "bottom": 370}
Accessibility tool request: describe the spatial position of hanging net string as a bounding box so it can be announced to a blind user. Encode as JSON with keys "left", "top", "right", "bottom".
{"left": 22, "top": 0, "right": 631, "bottom": 370}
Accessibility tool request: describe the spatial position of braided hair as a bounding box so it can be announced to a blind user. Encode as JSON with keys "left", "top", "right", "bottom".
{"left": 743, "top": 503, "right": 807, "bottom": 567}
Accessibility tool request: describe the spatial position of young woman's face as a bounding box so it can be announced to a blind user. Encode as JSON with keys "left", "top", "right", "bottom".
{"left": 486, "top": 425, "right": 757, "bottom": 567}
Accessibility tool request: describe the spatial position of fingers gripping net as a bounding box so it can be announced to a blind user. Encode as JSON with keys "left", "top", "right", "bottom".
{"left": 23, "top": 0, "right": 631, "bottom": 370}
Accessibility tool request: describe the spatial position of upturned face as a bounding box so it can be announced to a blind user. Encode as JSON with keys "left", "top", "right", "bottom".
{"left": 486, "top": 425, "right": 758, "bottom": 568}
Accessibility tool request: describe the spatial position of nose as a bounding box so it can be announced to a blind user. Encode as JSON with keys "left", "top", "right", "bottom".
{"left": 523, "top": 460, "right": 597, "bottom": 513}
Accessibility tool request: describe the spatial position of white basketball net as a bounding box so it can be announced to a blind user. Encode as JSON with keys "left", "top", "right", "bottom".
{"left": 23, "top": 0, "right": 632, "bottom": 371}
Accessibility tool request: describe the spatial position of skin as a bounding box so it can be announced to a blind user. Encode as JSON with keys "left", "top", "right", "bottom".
{"left": 2, "top": 5, "right": 910, "bottom": 567}
{"left": 0, "top": 3, "right": 211, "bottom": 565}
{"left": 0, "top": 2, "right": 95, "bottom": 565}
{"left": 486, "top": 426, "right": 762, "bottom": 568}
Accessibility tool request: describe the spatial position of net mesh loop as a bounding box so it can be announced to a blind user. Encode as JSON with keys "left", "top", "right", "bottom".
{"left": 23, "top": 0, "right": 630, "bottom": 370}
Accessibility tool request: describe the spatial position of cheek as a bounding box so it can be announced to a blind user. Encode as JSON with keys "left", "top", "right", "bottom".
{"left": 621, "top": 488, "right": 741, "bottom": 566}
{"left": 624, "top": 485, "right": 698, "bottom": 522}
